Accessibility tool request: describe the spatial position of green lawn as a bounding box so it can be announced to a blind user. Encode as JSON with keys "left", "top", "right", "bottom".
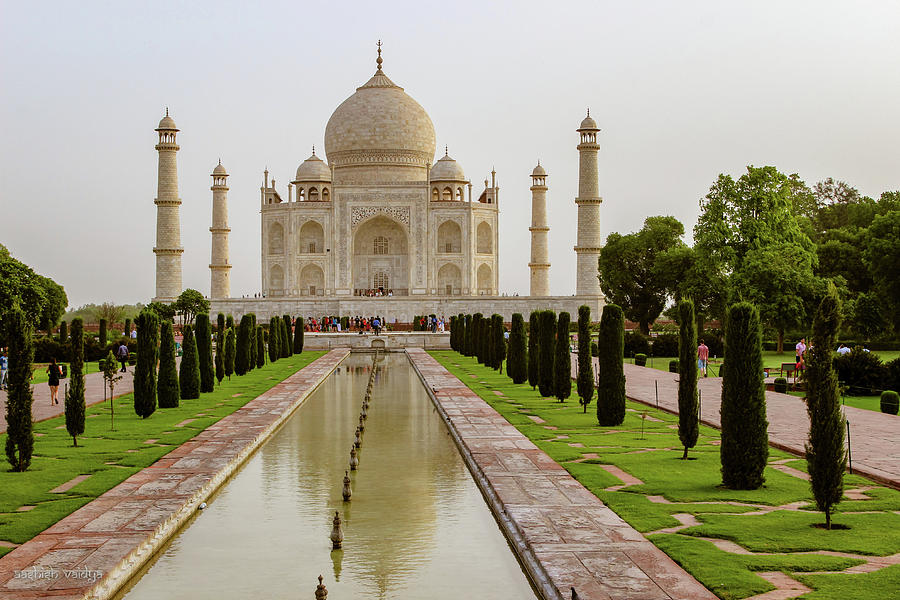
{"left": 0, "top": 352, "right": 324, "bottom": 556}
{"left": 430, "top": 350, "right": 900, "bottom": 600}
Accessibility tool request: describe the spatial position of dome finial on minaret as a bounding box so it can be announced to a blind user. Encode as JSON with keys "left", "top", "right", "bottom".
{"left": 376, "top": 39, "right": 383, "bottom": 73}
{"left": 312, "top": 145, "right": 316, "bottom": 156}
{"left": 586, "top": 108, "right": 590, "bottom": 117}
{"left": 445, "top": 145, "right": 448, "bottom": 156}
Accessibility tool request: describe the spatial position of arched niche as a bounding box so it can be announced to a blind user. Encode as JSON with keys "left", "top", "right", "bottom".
{"left": 299, "top": 221, "right": 325, "bottom": 254}
{"left": 477, "top": 263, "right": 492, "bottom": 294}
{"left": 268, "top": 222, "right": 284, "bottom": 255}
{"left": 299, "top": 263, "right": 325, "bottom": 295}
{"left": 476, "top": 221, "right": 492, "bottom": 254}
{"left": 269, "top": 264, "right": 284, "bottom": 293}
{"left": 437, "top": 220, "right": 461, "bottom": 254}
{"left": 437, "top": 263, "right": 461, "bottom": 295}
{"left": 352, "top": 216, "right": 409, "bottom": 294}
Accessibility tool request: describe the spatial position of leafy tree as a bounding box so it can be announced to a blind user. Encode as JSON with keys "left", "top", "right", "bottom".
{"left": 677, "top": 300, "right": 699, "bottom": 459}
{"left": 5, "top": 306, "right": 35, "bottom": 470}
{"left": 293, "top": 317, "right": 304, "bottom": 354}
{"left": 268, "top": 317, "right": 280, "bottom": 363}
{"left": 98, "top": 318, "right": 107, "bottom": 346}
{"left": 864, "top": 211, "right": 900, "bottom": 332}
{"left": 656, "top": 244, "right": 730, "bottom": 332}
{"left": 133, "top": 308, "right": 159, "bottom": 418}
{"left": 256, "top": 326, "right": 265, "bottom": 368}
{"left": 173, "top": 289, "right": 209, "bottom": 327}
{"left": 65, "top": 318, "right": 86, "bottom": 446}
{"left": 554, "top": 312, "right": 572, "bottom": 402}
{"left": 224, "top": 327, "right": 236, "bottom": 379}
{"left": 596, "top": 304, "right": 626, "bottom": 426}
{"left": 598, "top": 216, "right": 686, "bottom": 334}
{"left": 720, "top": 302, "right": 768, "bottom": 490}
{"left": 145, "top": 301, "right": 176, "bottom": 322}
{"left": 235, "top": 315, "right": 252, "bottom": 375}
{"left": 507, "top": 313, "right": 528, "bottom": 384}
{"left": 157, "top": 320, "right": 180, "bottom": 408}
{"left": 101, "top": 350, "right": 123, "bottom": 430}
{"left": 282, "top": 315, "right": 293, "bottom": 356}
{"left": 527, "top": 311, "right": 540, "bottom": 390}
{"left": 0, "top": 243, "right": 67, "bottom": 334}
{"left": 196, "top": 313, "right": 215, "bottom": 393}
{"left": 124, "top": 318, "right": 131, "bottom": 339}
{"left": 94, "top": 302, "right": 126, "bottom": 327}
{"left": 731, "top": 242, "right": 820, "bottom": 353}
{"left": 492, "top": 314, "right": 506, "bottom": 371}
{"left": 538, "top": 310, "right": 556, "bottom": 397}
{"left": 805, "top": 283, "right": 846, "bottom": 529}
{"left": 179, "top": 324, "right": 200, "bottom": 400}
{"left": 576, "top": 306, "right": 594, "bottom": 413}
{"left": 852, "top": 292, "right": 887, "bottom": 341}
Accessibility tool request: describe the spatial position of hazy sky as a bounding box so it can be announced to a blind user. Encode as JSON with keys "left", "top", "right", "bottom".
{"left": 1, "top": 1, "right": 898, "bottom": 308}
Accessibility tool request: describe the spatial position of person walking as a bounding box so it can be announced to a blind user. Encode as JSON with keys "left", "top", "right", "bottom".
{"left": 47, "top": 357, "right": 62, "bottom": 405}
{"left": 697, "top": 340, "right": 709, "bottom": 377}
{"left": 0, "top": 349, "right": 8, "bottom": 390}
{"left": 116, "top": 340, "right": 129, "bottom": 372}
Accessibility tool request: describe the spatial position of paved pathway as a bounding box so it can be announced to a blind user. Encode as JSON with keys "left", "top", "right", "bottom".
{"left": 410, "top": 348, "right": 715, "bottom": 600}
{"left": 0, "top": 349, "right": 349, "bottom": 600}
{"left": 621, "top": 363, "right": 900, "bottom": 489}
{"left": 1, "top": 369, "right": 135, "bottom": 434}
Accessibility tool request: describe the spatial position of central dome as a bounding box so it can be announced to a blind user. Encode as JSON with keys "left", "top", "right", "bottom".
{"left": 324, "top": 64, "right": 436, "bottom": 183}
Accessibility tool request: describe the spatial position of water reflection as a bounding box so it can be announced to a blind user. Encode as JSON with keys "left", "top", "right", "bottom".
{"left": 117, "top": 353, "right": 537, "bottom": 599}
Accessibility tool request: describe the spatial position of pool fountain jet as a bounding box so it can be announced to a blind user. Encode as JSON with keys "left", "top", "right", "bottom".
{"left": 358, "top": 414, "right": 365, "bottom": 432}
{"left": 316, "top": 574, "right": 328, "bottom": 599}
{"left": 330, "top": 512, "right": 343, "bottom": 549}
{"left": 361, "top": 402, "right": 368, "bottom": 419}
{"left": 342, "top": 471, "right": 352, "bottom": 501}
{"left": 349, "top": 446, "right": 359, "bottom": 470}
{"left": 354, "top": 428, "right": 362, "bottom": 448}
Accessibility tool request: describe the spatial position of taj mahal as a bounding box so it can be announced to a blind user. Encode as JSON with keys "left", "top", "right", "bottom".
{"left": 152, "top": 43, "right": 604, "bottom": 322}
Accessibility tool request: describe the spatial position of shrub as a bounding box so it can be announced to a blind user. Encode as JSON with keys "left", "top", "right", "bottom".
{"left": 256, "top": 326, "right": 265, "bottom": 368}
{"left": 881, "top": 391, "right": 899, "bottom": 415}
{"left": 293, "top": 317, "right": 304, "bottom": 354}
{"left": 33, "top": 336, "right": 69, "bottom": 363}
{"left": 157, "top": 320, "right": 180, "bottom": 408}
{"left": 805, "top": 283, "right": 846, "bottom": 529}
{"left": 538, "top": 310, "right": 557, "bottom": 398}
{"left": 634, "top": 353, "right": 647, "bottom": 366}
{"left": 833, "top": 347, "right": 886, "bottom": 395}
{"left": 196, "top": 313, "right": 214, "bottom": 393}
{"left": 527, "top": 312, "right": 539, "bottom": 390}
{"left": 774, "top": 377, "right": 788, "bottom": 393}
{"left": 224, "top": 327, "right": 236, "bottom": 378}
{"left": 235, "top": 315, "right": 252, "bottom": 375}
{"left": 590, "top": 341, "right": 598, "bottom": 357}
{"left": 576, "top": 306, "right": 594, "bottom": 413}
{"left": 624, "top": 330, "right": 651, "bottom": 357}
{"left": 720, "top": 302, "right": 768, "bottom": 490}
{"left": 650, "top": 333, "right": 679, "bottom": 358}
{"left": 5, "top": 306, "right": 35, "bottom": 470}
{"left": 179, "top": 324, "right": 200, "bottom": 400}
{"left": 886, "top": 358, "right": 900, "bottom": 398}
{"left": 133, "top": 308, "right": 159, "bottom": 419}
{"left": 597, "top": 304, "right": 625, "bottom": 426}
{"left": 554, "top": 312, "right": 572, "bottom": 402}
{"left": 677, "top": 300, "right": 698, "bottom": 460}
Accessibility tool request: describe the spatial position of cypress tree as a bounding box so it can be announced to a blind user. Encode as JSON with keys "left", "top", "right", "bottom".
{"left": 226, "top": 314, "right": 234, "bottom": 330}
{"left": 596, "top": 304, "right": 626, "bottom": 426}
{"left": 538, "top": 311, "right": 557, "bottom": 397}
{"left": 217, "top": 313, "right": 226, "bottom": 337}
{"left": 527, "top": 311, "right": 540, "bottom": 390}
{"left": 280, "top": 317, "right": 291, "bottom": 358}
{"left": 235, "top": 315, "right": 252, "bottom": 375}
{"left": 480, "top": 316, "right": 490, "bottom": 365}
{"left": 248, "top": 314, "right": 257, "bottom": 371}
{"left": 179, "top": 324, "right": 201, "bottom": 400}
{"left": 224, "top": 327, "right": 236, "bottom": 379}
{"left": 65, "top": 318, "right": 86, "bottom": 446}
{"left": 215, "top": 313, "right": 225, "bottom": 384}
{"left": 472, "top": 314, "right": 483, "bottom": 363}
{"left": 463, "top": 314, "right": 473, "bottom": 356}
{"left": 457, "top": 313, "right": 466, "bottom": 353}
{"left": 99, "top": 318, "right": 107, "bottom": 347}
{"left": 256, "top": 325, "right": 266, "bottom": 368}
{"left": 282, "top": 315, "right": 293, "bottom": 356}
{"left": 554, "top": 312, "right": 572, "bottom": 402}
{"left": 157, "top": 320, "right": 180, "bottom": 408}
{"left": 58, "top": 319, "right": 68, "bottom": 343}
{"left": 678, "top": 300, "right": 699, "bottom": 459}
{"left": 720, "top": 302, "right": 768, "bottom": 490}
{"left": 492, "top": 314, "right": 506, "bottom": 371}
{"left": 133, "top": 308, "right": 159, "bottom": 418}
{"left": 507, "top": 313, "right": 528, "bottom": 384}
{"left": 124, "top": 318, "right": 131, "bottom": 339}
{"left": 577, "top": 305, "right": 594, "bottom": 413}
{"left": 806, "top": 283, "right": 846, "bottom": 529}
{"left": 449, "top": 316, "right": 457, "bottom": 350}
{"left": 293, "top": 317, "right": 304, "bottom": 354}
{"left": 5, "top": 306, "right": 35, "bottom": 470}
{"left": 196, "top": 313, "right": 215, "bottom": 393}
{"left": 268, "top": 317, "right": 280, "bottom": 363}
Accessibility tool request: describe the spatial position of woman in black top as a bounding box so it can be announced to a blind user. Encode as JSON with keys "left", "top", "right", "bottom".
{"left": 47, "top": 357, "right": 61, "bottom": 405}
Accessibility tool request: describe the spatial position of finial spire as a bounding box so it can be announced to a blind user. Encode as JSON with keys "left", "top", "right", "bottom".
{"left": 376, "top": 40, "right": 383, "bottom": 73}
{"left": 218, "top": 157, "right": 222, "bottom": 165}
{"left": 586, "top": 108, "right": 590, "bottom": 117}
{"left": 445, "top": 145, "right": 448, "bottom": 156}
{"left": 312, "top": 145, "right": 316, "bottom": 156}
{"left": 166, "top": 106, "right": 169, "bottom": 117}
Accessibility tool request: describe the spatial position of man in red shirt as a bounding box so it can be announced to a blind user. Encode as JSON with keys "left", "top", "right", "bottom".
{"left": 697, "top": 341, "right": 710, "bottom": 378}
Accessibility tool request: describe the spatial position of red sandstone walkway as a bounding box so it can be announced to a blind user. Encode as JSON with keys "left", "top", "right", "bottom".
{"left": 409, "top": 348, "right": 715, "bottom": 600}
{"left": 0, "top": 349, "right": 349, "bottom": 600}
{"left": 621, "top": 363, "right": 900, "bottom": 489}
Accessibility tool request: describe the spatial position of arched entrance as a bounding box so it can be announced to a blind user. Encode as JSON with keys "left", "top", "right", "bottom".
{"left": 352, "top": 216, "right": 409, "bottom": 295}
{"left": 437, "top": 263, "right": 461, "bottom": 295}
{"left": 299, "top": 264, "right": 325, "bottom": 296}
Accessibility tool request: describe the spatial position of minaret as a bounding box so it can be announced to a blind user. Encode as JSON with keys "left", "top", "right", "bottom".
{"left": 210, "top": 160, "right": 231, "bottom": 298}
{"left": 574, "top": 110, "right": 603, "bottom": 296}
{"left": 528, "top": 162, "right": 550, "bottom": 296}
{"left": 153, "top": 109, "right": 183, "bottom": 301}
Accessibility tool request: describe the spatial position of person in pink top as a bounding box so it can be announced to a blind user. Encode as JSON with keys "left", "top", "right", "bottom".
{"left": 697, "top": 341, "right": 710, "bottom": 377}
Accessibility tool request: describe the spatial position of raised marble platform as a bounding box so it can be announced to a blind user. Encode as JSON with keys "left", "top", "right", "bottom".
{"left": 302, "top": 331, "right": 450, "bottom": 350}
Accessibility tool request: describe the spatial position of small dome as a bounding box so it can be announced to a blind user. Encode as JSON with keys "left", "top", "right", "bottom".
{"left": 430, "top": 153, "right": 466, "bottom": 182}
{"left": 579, "top": 113, "right": 598, "bottom": 130}
{"left": 213, "top": 161, "right": 227, "bottom": 175}
{"left": 294, "top": 153, "right": 332, "bottom": 182}
{"left": 531, "top": 163, "right": 546, "bottom": 177}
{"left": 157, "top": 113, "right": 178, "bottom": 131}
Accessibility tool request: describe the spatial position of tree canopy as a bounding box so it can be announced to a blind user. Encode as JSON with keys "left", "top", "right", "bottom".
{"left": 0, "top": 243, "right": 67, "bottom": 335}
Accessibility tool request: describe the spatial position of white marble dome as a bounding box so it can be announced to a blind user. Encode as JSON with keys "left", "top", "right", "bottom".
{"left": 294, "top": 152, "right": 331, "bottom": 182}
{"left": 157, "top": 113, "right": 177, "bottom": 131}
{"left": 430, "top": 152, "right": 465, "bottom": 181}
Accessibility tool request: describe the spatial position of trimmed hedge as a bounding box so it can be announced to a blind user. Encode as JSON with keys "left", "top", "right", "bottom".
{"left": 634, "top": 353, "right": 647, "bottom": 366}
{"left": 881, "top": 390, "right": 899, "bottom": 415}
{"left": 774, "top": 377, "right": 788, "bottom": 393}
